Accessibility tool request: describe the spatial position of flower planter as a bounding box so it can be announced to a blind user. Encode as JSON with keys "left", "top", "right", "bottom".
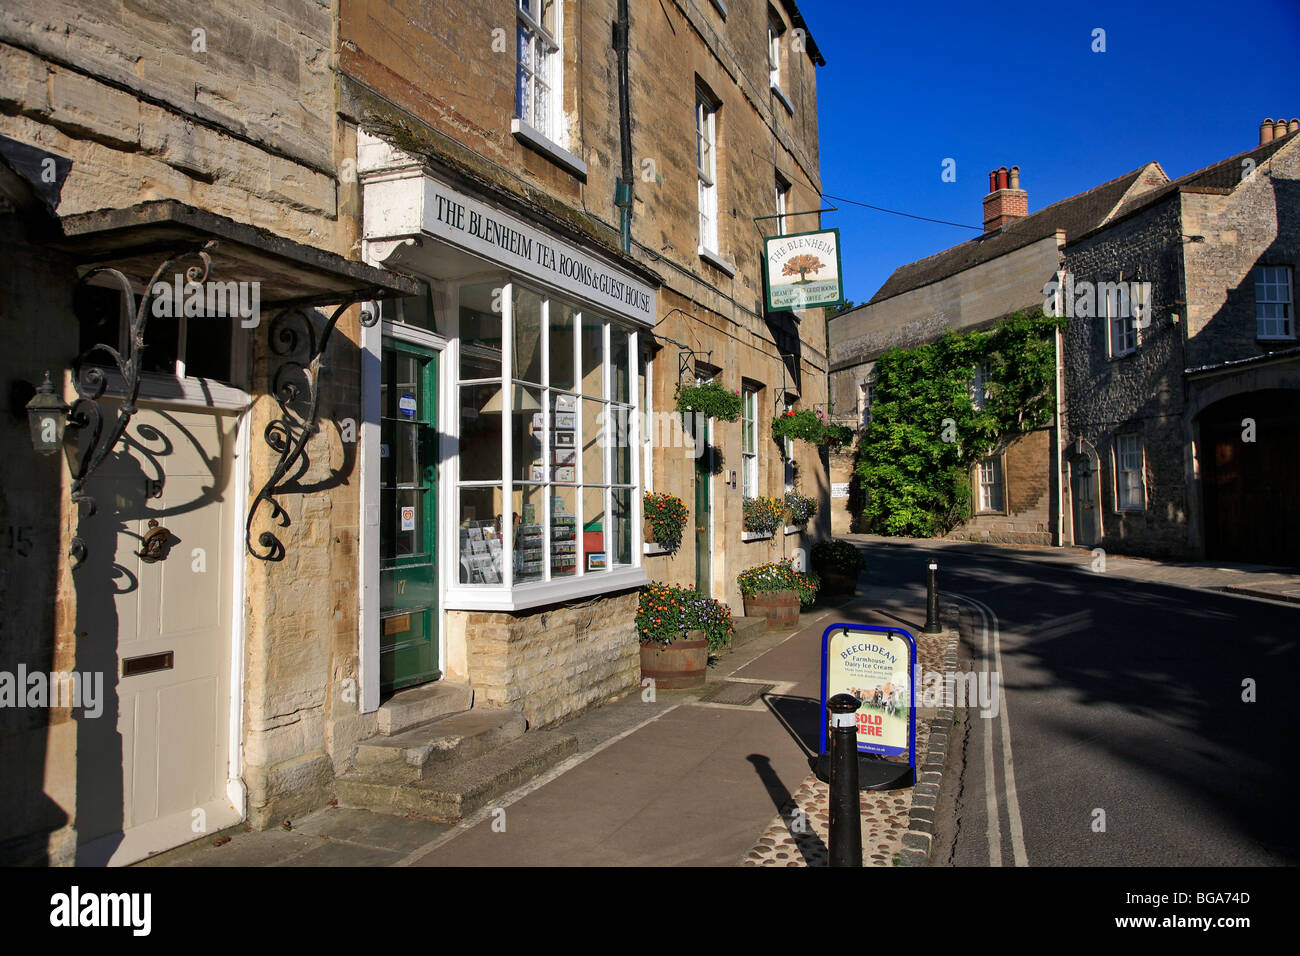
{"left": 639, "top": 631, "right": 709, "bottom": 689}
{"left": 742, "top": 589, "right": 800, "bottom": 631}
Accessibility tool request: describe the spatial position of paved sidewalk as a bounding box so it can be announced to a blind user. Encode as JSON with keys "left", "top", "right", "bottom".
{"left": 844, "top": 534, "right": 1300, "bottom": 604}
{"left": 140, "top": 582, "right": 934, "bottom": 868}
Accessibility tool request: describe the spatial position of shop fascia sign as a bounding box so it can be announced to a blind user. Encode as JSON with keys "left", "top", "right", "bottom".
{"left": 764, "top": 228, "right": 844, "bottom": 312}
{"left": 419, "top": 176, "right": 656, "bottom": 325}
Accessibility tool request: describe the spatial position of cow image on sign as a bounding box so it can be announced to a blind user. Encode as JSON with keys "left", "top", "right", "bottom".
{"left": 818, "top": 623, "right": 917, "bottom": 789}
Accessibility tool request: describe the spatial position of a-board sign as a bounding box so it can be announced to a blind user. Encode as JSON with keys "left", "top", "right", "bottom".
{"left": 819, "top": 623, "right": 916, "bottom": 761}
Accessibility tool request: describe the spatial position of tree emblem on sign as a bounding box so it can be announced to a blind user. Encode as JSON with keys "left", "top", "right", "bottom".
{"left": 782, "top": 254, "right": 825, "bottom": 284}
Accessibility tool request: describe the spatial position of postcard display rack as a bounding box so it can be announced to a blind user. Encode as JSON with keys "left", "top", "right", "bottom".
{"left": 459, "top": 520, "right": 503, "bottom": 584}
{"left": 458, "top": 395, "right": 580, "bottom": 584}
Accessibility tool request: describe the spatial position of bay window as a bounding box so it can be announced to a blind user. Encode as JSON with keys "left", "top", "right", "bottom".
{"left": 453, "top": 279, "right": 641, "bottom": 606}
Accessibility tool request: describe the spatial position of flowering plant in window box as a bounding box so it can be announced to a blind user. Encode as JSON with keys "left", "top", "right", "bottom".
{"left": 742, "top": 495, "right": 782, "bottom": 536}
{"left": 784, "top": 491, "right": 817, "bottom": 526}
{"left": 643, "top": 491, "right": 688, "bottom": 553}
{"left": 675, "top": 380, "right": 742, "bottom": 422}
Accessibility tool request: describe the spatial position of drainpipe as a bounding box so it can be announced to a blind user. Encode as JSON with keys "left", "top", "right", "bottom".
{"left": 614, "top": 0, "right": 633, "bottom": 253}
{"left": 1054, "top": 303, "right": 1065, "bottom": 548}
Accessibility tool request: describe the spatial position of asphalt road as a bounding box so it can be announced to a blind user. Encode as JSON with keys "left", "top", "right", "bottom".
{"left": 862, "top": 539, "right": 1299, "bottom": 866}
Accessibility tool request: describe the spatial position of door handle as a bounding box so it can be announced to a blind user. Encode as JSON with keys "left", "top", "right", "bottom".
{"left": 137, "top": 518, "right": 172, "bottom": 562}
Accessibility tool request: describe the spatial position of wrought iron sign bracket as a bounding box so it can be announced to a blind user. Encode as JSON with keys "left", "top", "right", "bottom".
{"left": 65, "top": 240, "right": 219, "bottom": 568}
{"left": 245, "top": 295, "right": 384, "bottom": 562}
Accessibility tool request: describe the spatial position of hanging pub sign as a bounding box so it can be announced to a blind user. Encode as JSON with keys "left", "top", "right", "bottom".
{"left": 764, "top": 228, "right": 844, "bottom": 311}
{"left": 819, "top": 623, "right": 916, "bottom": 776}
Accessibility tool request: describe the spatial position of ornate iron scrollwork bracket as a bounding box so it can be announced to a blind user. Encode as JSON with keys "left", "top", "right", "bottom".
{"left": 245, "top": 300, "right": 379, "bottom": 561}
{"left": 66, "top": 241, "right": 217, "bottom": 568}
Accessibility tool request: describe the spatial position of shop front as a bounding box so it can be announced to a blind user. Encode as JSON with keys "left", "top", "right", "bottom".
{"left": 357, "top": 137, "right": 660, "bottom": 726}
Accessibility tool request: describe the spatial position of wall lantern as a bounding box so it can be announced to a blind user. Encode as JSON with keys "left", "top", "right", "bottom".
{"left": 26, "top": 370, "right": 71, "bottom": 454}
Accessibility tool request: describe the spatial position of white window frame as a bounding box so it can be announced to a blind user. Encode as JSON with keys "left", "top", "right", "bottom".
{"left": 768, "top": 18, "right": 782, "bottom": 90}
{"left": 516, "top": 0, "right": 564, "bottom": 147}
{"left": 445, "top": 276, "right": 645, "bottom": 612}
{"left": 1114, "top": 433, "right": 1145, "bottom": 512}
{"left": 696, "top": 91, "right": 719, "bottom": 255}
{"left": 1255, "top": 265, "right": 1294, "bottom": 339}
{"left": 976, "top": 454, "right": 1005, "bottom": 514}
{"left": 741, "top": 385, "right": 759, "bottom": 498}
{"left": 1108, "top": 289, "right": 1137, "bottom": 357}
{"left": 775, "top": 175, "right": 790, "bottom": 236}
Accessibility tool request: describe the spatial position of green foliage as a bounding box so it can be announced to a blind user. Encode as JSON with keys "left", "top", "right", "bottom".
{"left": 636, "top": 583, "right": 734, "bottom": 650}
{"left": 675, "top": 380, "right": 742, "bottom": 422}
{"left": 853, "top": 309, "right": 1062, "bottom": 537}
{"left": 810, "top": 539, "right": 866, "bottom": 575}
{"left": 643, "top": 492, "right": 688, "bottom": 553}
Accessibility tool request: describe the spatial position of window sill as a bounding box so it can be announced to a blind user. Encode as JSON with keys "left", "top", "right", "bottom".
{"left": 771, "top": 84, "right": 794, "bottom": 116}
{"left": 741, "top": 530, "right": 774, "bottom": 542}
{"left": 783, "top": 524, "right": 805, "bottom": 535}
{"left": 445, "top": 567, "right": 649, "bottom": 612}
{"left": 1256, "top": 335, "right": 1297, "bottom": 345}
{"left": 1108, "top": 348, "right": 1138, "bottom": 361}
{"left": 698, "top": 246, "right": 736, "bottom": 277}
{"left": 511, "top": 120, "right": 588, "bottom": 180}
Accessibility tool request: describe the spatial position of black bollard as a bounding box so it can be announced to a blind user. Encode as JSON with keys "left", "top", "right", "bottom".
{"left": 827, "top": 692, "right": 863, "bottom": 867}
{"left": 924, "top": 561, "right": 942, "bottom": 633}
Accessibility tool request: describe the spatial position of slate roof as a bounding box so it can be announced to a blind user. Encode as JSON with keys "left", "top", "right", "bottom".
{"left": 866, "top": 164, "right": 1164, "bottom": 305}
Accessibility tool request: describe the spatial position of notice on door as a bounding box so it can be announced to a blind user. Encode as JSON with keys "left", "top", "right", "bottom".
{"left": 400, "top": 506, "right": 416, "bottom": 531}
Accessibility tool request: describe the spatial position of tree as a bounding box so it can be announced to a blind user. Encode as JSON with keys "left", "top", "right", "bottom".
{"left": 782, "top": 254, "right": 825, "bottom": 283}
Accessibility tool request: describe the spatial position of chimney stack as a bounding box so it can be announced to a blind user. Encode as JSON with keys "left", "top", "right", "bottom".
{"left": 1260, "top": 117, "right": 1300, "bottom": 145}
{"left": 983, "top": 165, "right": 1028, "bottom": 233}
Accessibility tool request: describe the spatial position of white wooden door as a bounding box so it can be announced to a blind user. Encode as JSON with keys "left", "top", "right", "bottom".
{"left": 78, "top": 400, "right": 239, "bottom": 864}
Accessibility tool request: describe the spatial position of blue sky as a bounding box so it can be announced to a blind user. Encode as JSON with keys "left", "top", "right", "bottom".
{"left": 806, "top": 0, "right": 1300, "bottom": 305}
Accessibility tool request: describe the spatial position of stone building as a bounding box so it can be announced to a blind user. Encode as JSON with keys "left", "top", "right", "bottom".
{"left": 0, "top": 0, "right": 829, "bottom": 864}
{"left": 830, "top": 121, "right": 1299, "bottom": 567}
{"left": 1060, "top": 121, "right": 1300, "bottom": 566}
{"left": 828, "top": 161, "right": 1171, "bottom": 542}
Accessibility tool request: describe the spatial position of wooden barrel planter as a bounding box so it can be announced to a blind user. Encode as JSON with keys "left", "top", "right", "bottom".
{"left": 742, "top": 589, "right": 800, "bottom": 630}
{"left": 639, "top": 630, "right": 708, "bottom": 689}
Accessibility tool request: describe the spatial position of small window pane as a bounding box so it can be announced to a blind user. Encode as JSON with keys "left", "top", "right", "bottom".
{"left": 550, "top": 391, "right": 578, "bottom": 483}
{"left": 610, "top": 404, "right": 632, "bottom": 485}
{"left": 513, "top": 286, "right": 543, "bottom": 384}
{"left": 513, "top": 384, "right": 544, "bottom": 483}
{"left": 549, "top": 486, "right": 578, "bottom": 578}
{"left": 611, "top": 329, "right": 630, "bottom": 403}
{"left": 185, "top": 316, "right": 233, "bottom": 382}
{"left": 512, "top": 484, "right": 546, "bottom": 583}
{"left": 460, "top": 383, "right": 503, "bottom": 481}
{"left": 611, "top": 487, "right": 632, "bottom": 566}
{"left": 583, "top": 398, "right": 606, "bottom": 485}
{"left": 550, "top": 300, "right": 577, "bottom": 389}
{"left": 581, "top": 313, "right": 604, "bottom": 396}
{"left": 458, "top": 488, "right": 504, "bottom": 585}
{"left": 582, "top": 488, "right": 605, "bottom": 571}
{"left": 460, "top": 282, "right": 503, "bottom": 379}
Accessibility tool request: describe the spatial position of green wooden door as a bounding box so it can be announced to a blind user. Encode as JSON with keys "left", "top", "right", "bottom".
{"left": 691, "top": 411, "right": 711, "bottom": 594}
{"left": 380, "top": 340, "right": 440, "bottom": 695}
